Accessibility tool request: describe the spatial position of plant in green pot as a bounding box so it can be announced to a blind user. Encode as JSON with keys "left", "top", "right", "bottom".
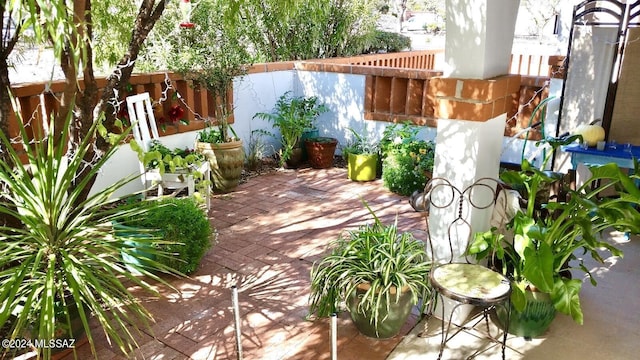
{"left": 253, "top": 91, "right": 328, "bottom": 168}
{"left": 342, "top": 128, "right": 379, "bottom": 181}
{"left": 150, "top": 0, "right": 255, "bottom": 192}
{"left": 469, "top": 136, "right": 640, "bottom": 338}
{"left": 309, "top": 202, "right": 431, "bottom": 338}
{"left": 123, "top": 197, "right": 214, "bottom": 275}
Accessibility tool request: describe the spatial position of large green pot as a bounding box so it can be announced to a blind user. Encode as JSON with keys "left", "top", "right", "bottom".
{"left": 196, "top": 140, "right": 245, "bottom": 192}
{"left": 348, "top": 153, "right": 378, "bottom": 181}
{"left": 496, "top": 288, "right": 556, "bottom": 339}
{"left": 113, "top": 222, "right": 156, "bottom": 276}
{"left": 347, "top": 284, "right": 414, "bottom": 339}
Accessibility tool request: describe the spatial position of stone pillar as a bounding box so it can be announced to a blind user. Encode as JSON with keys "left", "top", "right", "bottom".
{"left": 428, "top": 0, "right": 521, "bottom": 250}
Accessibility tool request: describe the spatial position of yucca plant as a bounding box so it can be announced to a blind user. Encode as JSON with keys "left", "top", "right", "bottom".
{"left": 309, "top": 202, "right": 431, "bottom": 337}
{"left": 0, "top": 110, "right": 180, "bottom": 359}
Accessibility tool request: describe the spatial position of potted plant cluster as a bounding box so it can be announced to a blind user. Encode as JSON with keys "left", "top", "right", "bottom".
{"left": 309, "top": 202, "right": 431, "bottom": 338}
{"left": 342, "top": 128, "right": 379, "bottom": 181}
{"left": 253, "top": 91, "right": 328, "bottom": 168}
{"left": 469, "top": 135, "right": 640, "bottom": 338}
{"left": 153, "top": 0, "right": 255, "bottom": 192}
{"left": 0, "top": 115, "right": 179, "bottom": 359}
{"left": 379, "top": 123, "right": 435, "bottom": 196}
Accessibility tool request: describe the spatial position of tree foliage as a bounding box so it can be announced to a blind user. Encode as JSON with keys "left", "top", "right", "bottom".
{"left": 237, "top": 0, "right": 379, "bottom": 61}
{"left": 0, "top": 0, "right": 168, "bottom": 203}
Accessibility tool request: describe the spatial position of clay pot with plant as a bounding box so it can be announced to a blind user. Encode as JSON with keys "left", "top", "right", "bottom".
{"left": 253, "top": 92, "right": 329, "bottom": 168}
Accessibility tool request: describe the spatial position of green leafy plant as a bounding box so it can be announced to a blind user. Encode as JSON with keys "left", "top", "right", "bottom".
{"left": 141, "top": 140, "right": 204, "bottom": 173}
{"left": 342, "top": 128, "right": 378, "bottom": 158}
{"left": 309, "top": 201, "right": 431, "bottom": 328}
{"left": 253, "top": 91, "right": 328, "bottom": 167}
{"left": 239, "top": 0, "right": 378, "bottom": 61}
{"left": 380, "top": 124, "right": 435, "bottom": 196}
{"left": 0, "top": 112, "right": 179, "bottom": 359}
{"left": 129, "top": 139, "right": 209, "bottom": 199}
{"left": 469, "top": 136, "right": 640, "bottom": 324}
{"left": 129, "top": 197, "right": 214, "bottom": 275}
{"left": 364, "top": 30, "right": 411, "bottom": 53}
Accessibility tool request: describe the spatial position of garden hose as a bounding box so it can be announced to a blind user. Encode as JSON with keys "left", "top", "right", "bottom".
{"left": 520, "top": 96, "right": 556, "bottom": 166}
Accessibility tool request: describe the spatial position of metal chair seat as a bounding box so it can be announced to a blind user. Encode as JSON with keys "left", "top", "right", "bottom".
{"left": 430, "top": 263, "right": 511, "bottom": 306}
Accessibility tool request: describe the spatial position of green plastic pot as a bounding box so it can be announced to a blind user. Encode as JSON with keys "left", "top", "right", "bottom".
{"left": 496, "top": 288, "right": 557, "bottom": 339}
{"left": 113, "top": 222, "right": 156, "bottom": 276}
{"left": 348, "top": 153, "right": 378, "bottom": 181}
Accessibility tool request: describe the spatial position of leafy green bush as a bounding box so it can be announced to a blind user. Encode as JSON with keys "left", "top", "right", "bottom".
{"left": 133, "top": 198, "right": 213, "bottom": 275}
{"left": 364, "top": 30, "right": 411, "bottom": 53}
{"left": 380, "top": 124, "right": 435, "bottom": 196}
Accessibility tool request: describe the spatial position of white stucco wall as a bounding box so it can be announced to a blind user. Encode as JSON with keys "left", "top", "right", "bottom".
{"left": 91, "top": 68, "right": 568, "bottom": 197}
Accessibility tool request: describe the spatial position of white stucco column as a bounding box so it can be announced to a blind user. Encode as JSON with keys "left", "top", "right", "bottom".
{"left": 425, "top": 0, "right": 521, "bottom": 323}
{"left": 444, "top": 0, "right": 521, "bottom": 79}
{"left": 428, "top": 0, "right": 520, "bottom": 249}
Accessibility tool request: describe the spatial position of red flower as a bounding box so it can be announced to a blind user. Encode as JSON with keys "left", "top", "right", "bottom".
{"left": 168, "top": 105, "right": 185, "bottom": 123}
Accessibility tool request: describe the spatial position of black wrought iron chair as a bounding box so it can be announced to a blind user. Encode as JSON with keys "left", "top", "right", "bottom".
{"left": 410, "top": 177, "right": 513, "bottom": 360}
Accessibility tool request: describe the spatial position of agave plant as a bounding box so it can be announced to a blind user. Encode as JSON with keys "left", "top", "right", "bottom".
{"left": 0, "top": 110, "right": 180, "bottom": 359}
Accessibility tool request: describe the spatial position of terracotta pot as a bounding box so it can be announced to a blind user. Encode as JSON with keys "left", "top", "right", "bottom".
{"left": 285, "top": 147, "right": 304, "bottom": 169}
{"left": 305, "top": 137, "right": 338, "bottom": 169}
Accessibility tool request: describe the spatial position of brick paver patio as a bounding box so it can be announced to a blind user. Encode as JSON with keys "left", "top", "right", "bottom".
{"left": 65, "top": 167, "right": 426, "bottom": 359}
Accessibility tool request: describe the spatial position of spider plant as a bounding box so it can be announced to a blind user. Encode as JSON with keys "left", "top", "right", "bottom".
{"left": 309, "top": 201, "right": 431, "bottom": 337}
{"left": 0, "top": 109, "right": 179, "bottom": 359}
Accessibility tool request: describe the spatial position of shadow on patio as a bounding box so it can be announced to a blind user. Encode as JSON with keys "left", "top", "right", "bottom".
{"left": 65, "top": 167, "right": 640, "bottom": 360}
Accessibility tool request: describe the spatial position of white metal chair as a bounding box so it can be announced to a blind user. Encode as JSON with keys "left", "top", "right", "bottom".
{"left": 126, "top": 93, "right": 210, "bottom": 210}
{"left": 411, "top": 177, "right": 512, "bottom": 360}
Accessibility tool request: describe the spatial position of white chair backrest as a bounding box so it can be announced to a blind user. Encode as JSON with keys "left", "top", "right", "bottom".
{"left": 126, "top": 93, "right": 159, "bottom": 152}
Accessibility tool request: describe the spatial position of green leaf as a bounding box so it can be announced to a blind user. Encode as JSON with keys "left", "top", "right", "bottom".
{"left": 551, "top": 278, "right": 583, "bottom": 324}
{"left": 522, "top": 242, "right": 554, "bottom": 293}
{"left": 510, "top": 282, "right": 527, "bottom": 312}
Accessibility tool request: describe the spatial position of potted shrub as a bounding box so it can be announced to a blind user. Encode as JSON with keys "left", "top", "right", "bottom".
{"left": 0, "top": 116, "right": 179, "bottom": 359}
{"left": 309, "top": 202, "right": 431, "bottom": 338}
{"left": 253, "top": 91, "right": 328, "bottom": 168}
{"left": 156, "top": 0, "right": 255, "bottom": 192}
{"left": 469, "top": 136, "right": 640, "bottom": 338}
{"left": 125, "top": 197, "right": 214, "bottom": 275}
{"left": 379, "top": 124, "right": 435, "bottom": 196}
{"left": 342, "top": 128, "right": 379, "bottom": 181}
{"left": 305, "top": 136, "right": 338, "bottom": 169}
